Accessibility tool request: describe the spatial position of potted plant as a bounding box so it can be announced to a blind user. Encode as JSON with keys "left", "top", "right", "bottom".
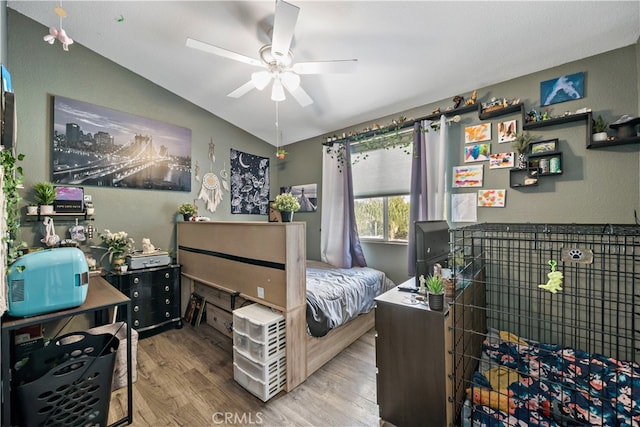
{"left": 592, "top": 115, "right": 609, "bottom": 142}
{"left": 276, "top": 148, "right": 288, "bottom": 160}
{"left": 33, "top": 181, "right": 56, "bottom": 215}
{"left": 273, "top": 192, "right": 300, "bottom": 222}
{"left": 99, "top": 229, "right": 135, "bottom": 272}
{"left": 425, "top": 274, "right": 445, "bottom": 311}
{"left": 511, "top": 132, "right": 534, "bottom": 169}
{"left": 178, "top": 203, "right": 197, "bottom": 221}
{"left": 27, "top": 203, "right": 38, "bottom": 215}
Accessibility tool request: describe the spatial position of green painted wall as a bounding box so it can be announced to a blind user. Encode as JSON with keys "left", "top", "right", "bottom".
{"left": 6, "top": 9, "right": 640, "bottom": 285}
{"left": 8, "top": 10, "right": 278, "bottom": 265}
{"left": 287, "top": 45, "right": 640, "bottom": 285}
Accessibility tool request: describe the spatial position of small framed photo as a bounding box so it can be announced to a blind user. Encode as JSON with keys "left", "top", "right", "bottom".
{"left": 530, "top": 139, "right": 558, "bottom": 154}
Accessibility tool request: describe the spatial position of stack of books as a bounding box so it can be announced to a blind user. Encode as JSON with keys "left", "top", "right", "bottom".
{"left": 183, "top": 293, "right": 207, "bottom": 327}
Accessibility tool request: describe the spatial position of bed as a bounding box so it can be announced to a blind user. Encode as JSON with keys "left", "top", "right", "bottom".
{"left": 176, "top": 221, "right": 394, "bottom": 391}
{"left": 305, "top": 260, "right": 394, "bottom": 338}
{"left": 462, "top": 328, "right": 640, "bottom": 426}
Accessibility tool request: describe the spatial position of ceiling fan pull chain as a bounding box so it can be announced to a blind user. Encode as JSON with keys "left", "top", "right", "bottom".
{"left": 275, "top": 101, "right": 280, "bottom": 149}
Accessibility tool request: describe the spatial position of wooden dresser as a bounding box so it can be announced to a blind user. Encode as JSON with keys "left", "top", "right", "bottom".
{"left": 375, "top": 278, "right": 485, "bottom": 426}
{"left": 105, "top": 264, "right": 182, "bottom": 333}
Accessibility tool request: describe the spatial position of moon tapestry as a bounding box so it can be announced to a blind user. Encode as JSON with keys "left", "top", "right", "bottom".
{"left": 230, "top": 148, "right": 270, "bottom": 214}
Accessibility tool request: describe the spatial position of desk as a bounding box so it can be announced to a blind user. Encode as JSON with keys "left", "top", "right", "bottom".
{"left": 1, "top": 276, "right": 133, "bottom": 427}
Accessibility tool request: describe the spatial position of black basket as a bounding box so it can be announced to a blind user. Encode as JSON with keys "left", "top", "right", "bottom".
{"left": 15, "top": 331, "right": 119, "bottom": 427}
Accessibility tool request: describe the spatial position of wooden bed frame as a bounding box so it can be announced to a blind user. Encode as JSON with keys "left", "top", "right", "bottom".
{"left": 176, "top": 221, "right": 375, "bottom": 391}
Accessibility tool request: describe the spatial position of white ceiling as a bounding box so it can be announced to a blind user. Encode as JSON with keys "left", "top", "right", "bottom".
{"left": 7, "top": 1, "right": 640, "bottom": 146}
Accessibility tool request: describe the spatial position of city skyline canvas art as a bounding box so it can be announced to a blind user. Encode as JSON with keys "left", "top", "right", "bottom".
{"left": 51, "top": 96, "right": 192, "bottom": 192}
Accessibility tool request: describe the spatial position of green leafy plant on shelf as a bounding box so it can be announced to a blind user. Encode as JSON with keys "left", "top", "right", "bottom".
{"left": 33, "top": 181, "right": 56, "bottom": 205}
{"left": 511, "top": 131, "right": 534, "bottom": 155}
{"left": 592, "top": 115, "right": 609, "bottom": 134}
{"left": 1, "top": 149, "right": 26, "bottom": 265}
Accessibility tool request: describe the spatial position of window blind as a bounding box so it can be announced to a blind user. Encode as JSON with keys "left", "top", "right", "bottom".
{"left": 352, "top": 142, "right": 413, "bottom": 198}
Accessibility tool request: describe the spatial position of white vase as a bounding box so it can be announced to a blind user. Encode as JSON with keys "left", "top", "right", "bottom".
{"left": 592, "top": 132, "right": 608, "bottom": 142}
{"left": 27, "top": 206, "right": 38, "bottom": 215}
{"left": 40, "top": 204, "right": 54, "bottom": 215}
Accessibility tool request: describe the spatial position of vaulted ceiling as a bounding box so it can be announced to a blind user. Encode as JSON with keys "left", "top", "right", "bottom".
{"left": 7, "top": 1, "right": 640, "bottom": 146}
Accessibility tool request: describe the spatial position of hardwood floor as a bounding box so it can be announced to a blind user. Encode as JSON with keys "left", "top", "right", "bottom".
{"left": 108, "top": 324, "right": 381, "bottom": 426}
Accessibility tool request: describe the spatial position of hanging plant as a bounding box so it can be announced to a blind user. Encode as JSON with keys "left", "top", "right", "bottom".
{"left": 324, "top": 116, "right": 427, "bottom": 172}
{"left": 1, "top": 149, "right": 26, "bottom": 265}
{"left": 276, "top": 148, "right": 288, "bottom": 159}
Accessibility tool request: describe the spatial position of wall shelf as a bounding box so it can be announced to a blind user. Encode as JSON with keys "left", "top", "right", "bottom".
{"left": 423, "top": 103, "right": 479, "bottom": 121}
{"left": 510, "top": 150, "right": 563, "bottom": 189}
{"left": 523, "top": 111, "right": 591, "bottom": 130}
{"left": 509, "top": 168, "right": 539, "bottom": 188}
{"left": 528, "top": 151, "right": 563, "bottom": 176}
{"left": 479, "top": 103, "right": 523, "bottom": 120}
{"left": 26, "top": 212, "right": 94, "bottom": 222}
{"left": 522, "top": 111, "right": 593, "bottom": 148}
{"left": 322, "top": 103, "right": 480, "bottom": 146}
{"left": 587, "top": 135, "right": 640, "bottom": 149}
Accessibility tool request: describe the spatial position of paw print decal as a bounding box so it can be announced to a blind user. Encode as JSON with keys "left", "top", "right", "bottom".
{"left": 568, "top": 249, "right": 583, "bottom": 261}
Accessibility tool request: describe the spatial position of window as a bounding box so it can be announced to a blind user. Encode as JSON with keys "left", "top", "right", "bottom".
{"left": 355, "top": 195, "right": 410, "bottom": 242}
{"left": 351, "top": 132, "right": 413, "bottom": 243}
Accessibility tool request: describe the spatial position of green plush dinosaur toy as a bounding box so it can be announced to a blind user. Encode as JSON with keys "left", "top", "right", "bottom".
{"left": 539, "top": 260, "right": 563, "bottom": 293}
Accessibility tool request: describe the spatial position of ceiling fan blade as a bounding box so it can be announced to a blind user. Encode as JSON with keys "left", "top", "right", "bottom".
{"left": 186, "top": 37, "right": 264, "bottom": 68}
{"left": 292, "top": 59, "right": 358, "bottom": 75}
{"left": 271, "top": 0, "right": 299, "bottom": 59}
{"left": 286, "top": 84, "right": 313, "bottom": 107}
{"left": 227, "top": 80, "right": 256, "bottom": 98}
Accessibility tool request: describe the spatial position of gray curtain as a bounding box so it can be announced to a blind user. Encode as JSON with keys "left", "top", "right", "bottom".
{"left": 407, "top": 121, "right": 428, "bottom": 276}
{"left": 344, "top": 140, "right": 367, "bottom": 267}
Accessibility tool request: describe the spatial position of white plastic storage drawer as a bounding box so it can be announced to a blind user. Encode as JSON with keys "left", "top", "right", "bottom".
{"left": 233, "top": 303, "right": 285, "bottom": 344}
{"left": 233, "top": 329, "right": 285, "bottom": 363}
{"left": 233, "top": 359, "right": 286, "bottom": 402}
{"left": 233, "top": 347, "right": 286, "bottom": 384}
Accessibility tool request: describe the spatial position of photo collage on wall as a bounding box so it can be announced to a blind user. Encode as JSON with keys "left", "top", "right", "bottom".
{"left": 457, "top": 119, "right": 507, "bottom": 212}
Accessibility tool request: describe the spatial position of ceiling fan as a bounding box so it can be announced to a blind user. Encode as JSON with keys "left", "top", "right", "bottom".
{"left": 186, "top": 0, "right": 357, "bottom": 107}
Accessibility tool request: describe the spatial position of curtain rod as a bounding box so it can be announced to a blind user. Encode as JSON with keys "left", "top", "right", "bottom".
{"left": 322, "top": 114, "right": 461, "bottom": 146}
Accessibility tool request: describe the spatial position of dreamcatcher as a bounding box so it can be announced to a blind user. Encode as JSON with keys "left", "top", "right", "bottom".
{"left": 198, "top": 139, "right": 223, "bottom": 212}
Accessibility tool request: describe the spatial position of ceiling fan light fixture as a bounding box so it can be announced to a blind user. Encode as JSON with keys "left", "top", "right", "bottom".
{"left": 251, "top": 71, "right": 272, "bottom": 91}
{"left": 271, "top": 78, "right": 286, "bottom": 102}
{"left": 280, "top": 71, "right": 300, "bottom": 90}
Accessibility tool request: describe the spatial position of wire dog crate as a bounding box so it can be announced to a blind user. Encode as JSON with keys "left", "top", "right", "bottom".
{"left": 449, "top": 223, "right": 640, "bottom": 426}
